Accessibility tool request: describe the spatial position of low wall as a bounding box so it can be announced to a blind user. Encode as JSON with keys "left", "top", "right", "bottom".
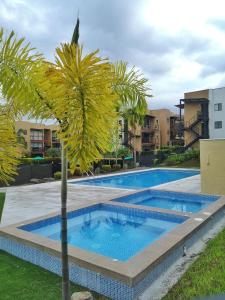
{"left": 200, "top": 139, "right": 225, "bottom": 195}
{"left": 0, "top": 164, "right": 53, "bottom": 186}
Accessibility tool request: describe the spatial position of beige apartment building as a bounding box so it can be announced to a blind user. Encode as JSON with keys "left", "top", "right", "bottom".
{"left": 177, "top": 87, "right": 225, "bottom": 149}
{"left": 150, "top": 109, "right": 180, "bottom": 148}
{"left": 15, "top": 121, "right": 60, "bottom": 157}
{"left": 127, "top": 109, "right": 181, "bottom": 152}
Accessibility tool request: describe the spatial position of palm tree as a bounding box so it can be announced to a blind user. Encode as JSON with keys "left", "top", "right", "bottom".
{"left": 0, "top": 24, "right": 150, "bottom": 300}
{"left": 112, "top": 61, "right": 150, "bottom": 166}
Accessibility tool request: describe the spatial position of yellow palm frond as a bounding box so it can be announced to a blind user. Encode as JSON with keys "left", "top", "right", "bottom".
{"left": 0, "top": 28, "right": 50, "bottom": 119}
{"left": 0, "top": 107, "right": 20, "bottom": 184}
{"left": 39, "top": 44, "right": 118, "bottom": 171}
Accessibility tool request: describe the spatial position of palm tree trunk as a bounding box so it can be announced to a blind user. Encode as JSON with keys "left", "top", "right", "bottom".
{"left": 61, "top": 142, "right": 70, "bottom": 300}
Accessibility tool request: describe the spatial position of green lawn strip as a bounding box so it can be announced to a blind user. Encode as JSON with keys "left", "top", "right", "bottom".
{"left": 0, "top": 250, "right": 108, "bottom": 300}
{"left": 163, "top": 227, "right": 225, "bottom": 300}
{"left": 158, "top": 159, "right": 200, "bottom": 169}
{"left": 0, "top": 192, "right": 6, "bottom": 221}
{"left": 173, "top": 159, "right": 200, "bottom": 168}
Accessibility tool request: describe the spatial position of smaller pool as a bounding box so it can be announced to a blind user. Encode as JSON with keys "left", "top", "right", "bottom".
{"left": 113, "top": 190, "right": 219, "bottom": 213}
{"left": 19, "top": 203, "right": 187, "bottom": 261}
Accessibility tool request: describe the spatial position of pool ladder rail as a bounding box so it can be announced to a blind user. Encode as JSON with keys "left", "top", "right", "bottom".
{"left": 84, "top": 170, "right": 94, "bottom": 177}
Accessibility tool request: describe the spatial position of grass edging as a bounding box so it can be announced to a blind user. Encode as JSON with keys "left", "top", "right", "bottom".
{"left": 163, "top": 226, "right": 225, "bottom": 300}
{"left": 0, "top": 192, "right": 5, "bottom": 222}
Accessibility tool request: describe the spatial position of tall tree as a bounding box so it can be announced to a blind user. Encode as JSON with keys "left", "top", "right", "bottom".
{"left": 0, "top": 24, "right": 150, "bottom": 300}
{"left": 112, "top": 61, "right": 150, "bottom": 165}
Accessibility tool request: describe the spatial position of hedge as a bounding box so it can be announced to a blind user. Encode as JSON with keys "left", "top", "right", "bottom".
{"left": 165, "top": 149, "right": 200, "bottom": 165}
{"left": 20, "top": 157, "right": 61, "bottom": 165}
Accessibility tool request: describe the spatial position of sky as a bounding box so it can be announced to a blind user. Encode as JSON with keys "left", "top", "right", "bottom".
{"left": 1, "top": 0, "right": 225, "bottom": 113}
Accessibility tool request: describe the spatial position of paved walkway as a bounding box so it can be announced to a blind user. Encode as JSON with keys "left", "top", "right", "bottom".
{"left": 0, "top": 173, "right": 201, "bottom": 227}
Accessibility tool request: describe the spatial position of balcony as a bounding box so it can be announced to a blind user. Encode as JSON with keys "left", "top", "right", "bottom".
{"left": 142, "top": 125, "right": 160, "bottom": 132}
{"left": 142, "top": 139, "right": 155, "bottom": 145}
{"left": 52, "top": 138, "right": 60, "bottom": 143}
{"left": 31, "top": 147, "right": 44, "bottom": 153}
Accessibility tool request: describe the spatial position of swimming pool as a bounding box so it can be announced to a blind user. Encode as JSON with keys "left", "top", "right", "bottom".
{"left": 71, "top": 169, "right": 199, "bottom": 189}
{"left": 113, "top": 190, "right": 219, "bottom": 213}
{"left": 1, "top": 195, "right": 225, "bottom": 300}
{"left": 19, "top": 203, "right": 187, "bottom": 261}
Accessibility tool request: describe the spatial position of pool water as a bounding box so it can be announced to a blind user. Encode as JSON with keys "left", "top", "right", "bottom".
{"left": 20, "top": 204, "right": 187, "bottom": 261}
{"left": 71, "top": 169, "right": 199, "bottom": 189}
{"left": 137, "top": 196, "right": 204, "bottom": 213}
{"left": 113, "top": 190, "right": 219, "bottom": 213}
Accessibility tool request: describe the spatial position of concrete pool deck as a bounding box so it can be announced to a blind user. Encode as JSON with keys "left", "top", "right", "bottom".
{"left": 0, "top": 171, "right": 200, "bottom": 227}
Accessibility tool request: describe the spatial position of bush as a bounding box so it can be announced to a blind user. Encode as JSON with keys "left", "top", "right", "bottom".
{"left": 165, "top": 149, "right": 200, "bottom": 166}
{"left": 45, "top": 147, "right": 61, "bottom": 157}
{"left": 101, "top": 164, "right": 111, "bottom": 173}
{"left": 112, "top": 164, "right": 121, "bottom": 171}
{"left": 73, "top": 167, "right": 82, "bottom": 176}
{"left": 54, "top": 171, "right": 61, "bottom": 180}
{"left": 117, "top": 147, "right": 131, "bottom": 158}
{"left": 94, "top": 167, "right": 100, "bottom": 175}
{"left": 153, "top": 158, "right": 159, "bottom": 166}
{"left": 20, "top": 157, "right": 61, "bottom": 165}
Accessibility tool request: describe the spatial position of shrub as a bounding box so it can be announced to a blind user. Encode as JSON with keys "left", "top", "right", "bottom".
{"left": 73, "top": 167, "right": 82, "bottom": 176}
{"left": 112, "top": 164, "right": 121, "bottom": 171}
{"left": 153, "top": 158, "right": 159, "bottom": 166}
{"left": 94, "top": 167, "right": 100, "bottom": 175}
{"left": 54, "top": 171, "right": 61, "bottom": 180}
{"left": 165, "top": 149, "right": 200, "bottom": 166}
{"left": 166, "top": 154, "right": 186, "bottom": 165}
{"left": 117, "top": 147, "right": 131, "bottom": 158}
{"left": 20, "top": 157, "right": 61, "bottom": 165}
{"left": 45, "top": 147, "right": 61, "bottom": 157}
{"left": 101, "top": 164, "right": 111, "bottom": 173}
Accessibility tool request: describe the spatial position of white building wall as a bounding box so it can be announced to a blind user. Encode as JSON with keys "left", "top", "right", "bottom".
{"left": 208, "top": 87, "right": 225, "bottom": 139}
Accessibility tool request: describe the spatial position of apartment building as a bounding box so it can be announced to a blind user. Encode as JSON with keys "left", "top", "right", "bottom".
{"left": 176, "top": 87, "right": 225, "bottom": 149}
{"left": 15, "top": 121, "right": 60, "bottom": 157}
{"left": 122, "top": 109, "right": 181, "bottom": 152}
{"left": 150, "top": 109, "right": 181, "bottom": 148}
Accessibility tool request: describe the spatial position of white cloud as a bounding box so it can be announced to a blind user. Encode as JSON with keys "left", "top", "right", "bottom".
{"left": 1, "top": 0, "right": 225, "bottom": 112}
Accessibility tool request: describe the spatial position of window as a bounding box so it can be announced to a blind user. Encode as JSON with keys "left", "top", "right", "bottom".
{"left": 52, "top": 131, "right": 58, "bottom": 142}
{"left": 214, "top": 121, "right": 222, "bottom": 129}
{"left": 30, "top": 130, "right": 43, "bottom": 140}
{"left": 214, "top": 103, "right": 222, "bottom": 111}
{"left": 31, "top": 142, "right": 43, "bottom": 152}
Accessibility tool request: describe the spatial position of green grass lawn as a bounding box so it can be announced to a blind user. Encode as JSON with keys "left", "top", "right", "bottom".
{"left": 172, "top": 159, "right": 200, "bottom": 169}
{"left": 0, "top": 250, "right": 107, "bottom": 300}
{"left": 163, "top": 227, "right": 225, "bottom": 300}
{"left": 158, "top": 159, "right": 200, "bottom": 169}
{"left": 0, "top": 192, "right": 5, "bottom": 221}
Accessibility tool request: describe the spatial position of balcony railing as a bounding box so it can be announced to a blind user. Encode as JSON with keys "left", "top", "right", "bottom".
{"left": 142, "top": 139, "right": 155, "bottom": 144}
{"left": 52, "top": 138, "right": 60, "bottom": 142}
{"left": 31, "top": 147, "right": 44, "bottom": 153}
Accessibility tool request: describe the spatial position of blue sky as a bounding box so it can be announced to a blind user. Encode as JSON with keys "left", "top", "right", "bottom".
{"left": 1, "top": 0, "right": 225, "bottom": 112}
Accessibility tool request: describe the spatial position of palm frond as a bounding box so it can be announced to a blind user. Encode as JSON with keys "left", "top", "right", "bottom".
{"left": 112, "top": 61, "right": 151, "bottom": 108}
{"left": 0, "top": 106, "right": 21, "bottom": 184}
{"left": 41, "top": 44, "right": 117, "bottom": 171}
{"left": 0, "top": 28, "right": 51, "bottom": 119}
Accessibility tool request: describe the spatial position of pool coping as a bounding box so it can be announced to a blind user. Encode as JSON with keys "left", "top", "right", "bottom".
{"left": 0, "top": 192, "right": 224, "bottom": 286}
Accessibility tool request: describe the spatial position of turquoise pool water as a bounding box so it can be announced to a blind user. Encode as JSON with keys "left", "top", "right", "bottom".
{"left": 71, "top": 169, "right": 199, "bottom": 189}
{"left": 20, "top": 204, "right": 187, "bottom": 261}
{"left": 113, "top": 190, "right": 219, "bottom": 213}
